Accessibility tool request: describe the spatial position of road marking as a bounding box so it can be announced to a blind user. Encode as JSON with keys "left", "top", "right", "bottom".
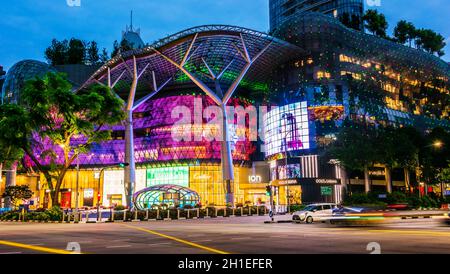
{"left": 367, "top": 229, "right": 450, "bottom": 237}
{"left": 123, "top": 225, "right": 229, "bottom": 254}
{"left": 0, "top": 252, "right": 22, "bottom": 254}
{"left": 0, "top": 240, "right": 76, "bottom": 254}
{"left": 106, "top": 245, "right": 132, "bottom": 249}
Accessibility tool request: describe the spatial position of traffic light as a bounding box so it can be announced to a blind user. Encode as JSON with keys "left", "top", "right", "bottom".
{"left": 118, "top": 163, "right": 130, "bottom": 168}
{"left": 266, "top": 185, "right": 272, "bottom": 196}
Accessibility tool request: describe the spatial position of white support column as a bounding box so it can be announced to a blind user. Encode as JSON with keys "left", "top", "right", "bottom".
{"left": 221, "top": 104, "right": 234, "bottom": 206}
{"left": 124, "top": 56, "right": 138, "bottom": 209}
{"left": 151, "top": 36, "right": 273, "bottom": 208}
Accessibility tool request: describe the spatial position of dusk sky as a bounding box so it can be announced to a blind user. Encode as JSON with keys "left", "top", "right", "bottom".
{"left": 1, "top": 0, "right": 449, "bottom": 70}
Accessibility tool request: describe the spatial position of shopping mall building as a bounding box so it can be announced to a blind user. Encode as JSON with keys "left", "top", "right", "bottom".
{"left": 1, "top": 0, "right": 449, "bottom": 210}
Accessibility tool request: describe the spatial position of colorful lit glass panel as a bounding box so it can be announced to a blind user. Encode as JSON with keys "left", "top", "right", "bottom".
{"left": 146, "top": 167, "right": 189, "bottom": 188}
{"left": 264, "top": 101, "right": 310, "bottom": 157}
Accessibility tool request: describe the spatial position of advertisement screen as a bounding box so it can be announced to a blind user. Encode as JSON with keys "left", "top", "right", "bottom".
{"left": 264, "top": 102, "right": 310, "bottom": 157}
{"left": 146, "top": 167, "right": 189, "bottom": 188}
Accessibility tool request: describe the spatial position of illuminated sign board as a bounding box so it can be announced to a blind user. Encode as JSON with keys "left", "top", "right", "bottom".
{"left": 249, "top": 175, "right": 262, "bottom": 183}
{"left": 321, "top": 186, "right": 333, "bottom": 196}
{"left": 146, "top": 167, "right": 189, "bottom": 188}
{"left": 315, "top": 179, "right": 340, "bottom": 185}
{"left": 264, "top": 102, "right": 310, "bottom": 157}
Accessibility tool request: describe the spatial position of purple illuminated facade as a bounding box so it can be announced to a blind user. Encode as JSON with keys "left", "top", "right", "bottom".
{"left": 29, "top": 95, "right": 256, "bottom": 168}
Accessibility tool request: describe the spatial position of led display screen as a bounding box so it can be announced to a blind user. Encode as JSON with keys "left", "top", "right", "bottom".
{"left": 264, "top": 102, "right": 310, "bottom": 157}
{"left": 146, "top": 167, "right": 189, "bottom": 188}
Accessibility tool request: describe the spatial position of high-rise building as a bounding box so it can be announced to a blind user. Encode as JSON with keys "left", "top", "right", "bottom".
{"left": 0, "top": 65, "right": 6, "bottom": 93}
{"left": 269, "top": 0, "right": 364, "bottom": 33}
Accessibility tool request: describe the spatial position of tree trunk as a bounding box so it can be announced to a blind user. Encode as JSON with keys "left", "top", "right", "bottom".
{"left": 385, "top": 167, "right": 392, "bottom": 193}
{"left": 404, "top": 168, "right": 411, "bottom": 193}
{"left": 4, "top": 162, "right": 17, "bottom": 209}
{"left": 364, "top": 166, "right": 370, "bottom": 193}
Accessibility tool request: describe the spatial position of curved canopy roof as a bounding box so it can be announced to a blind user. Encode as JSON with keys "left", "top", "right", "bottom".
{"left": 81, "top": 25, "right": 303, "bottom": 103}
{"left": 133, "top": 184, "right": 201, "bottom": 209}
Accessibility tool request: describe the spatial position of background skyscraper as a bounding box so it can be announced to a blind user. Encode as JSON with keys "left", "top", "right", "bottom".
{"left": 269, "top": 0, "right": 364, "bottom": 33}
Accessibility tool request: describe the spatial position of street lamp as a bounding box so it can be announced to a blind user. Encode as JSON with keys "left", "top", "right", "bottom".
{"left": 96, "top": 162, "right": 129, "bottom": 222}
{"left": 433, "top": 140, "right": 444, "bottom": 149}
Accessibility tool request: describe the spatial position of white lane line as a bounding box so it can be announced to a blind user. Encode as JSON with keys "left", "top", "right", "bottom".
{"left": 0, "top": 252, "right": 23, "bottom": 254}
{"left": 105, "top": 245, "right": 132, "bottom": 249}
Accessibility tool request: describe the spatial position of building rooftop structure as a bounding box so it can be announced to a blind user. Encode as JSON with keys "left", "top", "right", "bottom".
{"left": 81, "top": 24, "right": 304, "bottom": 104}
{"left": 121, "top": 11, "right": 145, "bottom": 49}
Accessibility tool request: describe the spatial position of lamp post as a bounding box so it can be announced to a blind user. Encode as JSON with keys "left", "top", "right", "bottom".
{"left": 281, "top": 116, "right": 290, "bottom": 214}
{"left": 420, "top": 140, "right": 444, "bottom": 197}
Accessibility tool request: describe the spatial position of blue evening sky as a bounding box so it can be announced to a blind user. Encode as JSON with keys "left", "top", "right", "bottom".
{"left": 1, "top": 0, "right": 449, "bottom": 70}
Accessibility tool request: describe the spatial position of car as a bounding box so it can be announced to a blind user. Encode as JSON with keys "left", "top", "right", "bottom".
{"left": 332, "top": 206, "right": 367, "bottom": 216}
{"left": 292, "top": 203, "right": 337, "bottom": 224}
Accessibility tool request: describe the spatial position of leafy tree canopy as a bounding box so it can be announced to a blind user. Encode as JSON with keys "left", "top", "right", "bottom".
{"left": 0, "top": 72, "right": 125, "bottom": 206}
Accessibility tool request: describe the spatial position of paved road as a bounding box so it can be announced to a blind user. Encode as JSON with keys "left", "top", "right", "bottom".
{"left": 1, "top": 216, "right": 450, "bottom": 254}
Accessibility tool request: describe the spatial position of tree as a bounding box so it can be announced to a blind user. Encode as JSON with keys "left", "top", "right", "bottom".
{"left": 67, "top": 38, "right": 86, "bottom": 64}
{"left": 1, "top": 185, "right": 33, "bottom": 208}
{"left": 363, "top": 9, "right": 388, "bottom": 38}
{"left": 375, "top": 126, "right": 424, "bottom": 192}
{"left": 99, "top": 48, "right": 109, "bottom": 64}
{"left": 340, "top": 12, "right": 351, "bottom": 29}
{"left": 329, "top": 120, "right": 379, "bottom": 193}
{"left": 45, "top": 39, "right": 69, "bottom": 65}
{"left": 0, "top": 72, "right": 125, "bottom": 206}
{"left": 0, "top": 143, "right": 23, "bottom": 208}
{"left": 339, "top": 13, "right": 362, "bottom": 31}
{"left": 394, "top": 20, "right": 416, "bottom": 47}
{"left": 415, "top": 29, "right": 446, "bottom": 56}
{"left": 111, "top": 39, "right": 133, "bottom": 58}
{"left": 419, "top": 127, "right": 450, "bottom": 188}
{"left": 86, "top": 41, "right": 100, "bottom": 65}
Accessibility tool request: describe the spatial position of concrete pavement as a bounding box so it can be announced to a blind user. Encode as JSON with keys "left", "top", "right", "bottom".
{"left": 0, "top": 216, "right": 450, "bottom": 254}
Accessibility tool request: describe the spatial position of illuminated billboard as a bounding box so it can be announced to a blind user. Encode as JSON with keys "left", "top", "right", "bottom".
{"left": 146, "top": 167, "right": 189, "bottom": 188}
{"left": 264, "top": 101, "right": 310, "bottom": 157}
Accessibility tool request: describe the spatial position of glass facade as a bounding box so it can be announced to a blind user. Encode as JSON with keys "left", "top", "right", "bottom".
{"left": 1, "top": 60, "right": 55, "bottom": 104}
{"left": 271, "top": 12, "right": 450, "bottom": 135}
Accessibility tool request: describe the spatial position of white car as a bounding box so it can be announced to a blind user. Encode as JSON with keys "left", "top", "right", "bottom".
{"left": 292, "top": 203, "right": 337, "bottom": 224}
